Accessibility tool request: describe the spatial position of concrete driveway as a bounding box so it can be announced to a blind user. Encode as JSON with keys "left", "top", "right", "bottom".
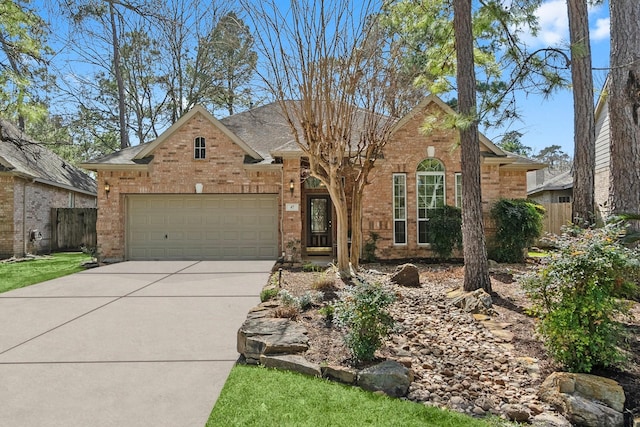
{"left": 0, "top": 260, "right": 273, "bottom": 427}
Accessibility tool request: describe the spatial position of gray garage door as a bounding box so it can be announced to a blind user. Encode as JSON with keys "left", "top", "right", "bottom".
{"left": 126, "top": 194, "right": 278, "bottom": 260}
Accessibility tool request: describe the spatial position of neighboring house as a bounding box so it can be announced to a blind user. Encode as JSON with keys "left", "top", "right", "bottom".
{"left": 0, "top": 120, "right": 97, "bottom": 258}
{"left": 80, "top": 95, "right": 544, "bottom": 263}
{"left": 527, "top": 169, "right": 573, "bottom": 204}
{"left": 594, "top": 80, "right": 611, "bottom": 219}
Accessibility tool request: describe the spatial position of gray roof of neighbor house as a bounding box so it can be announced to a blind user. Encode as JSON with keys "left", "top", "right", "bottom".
{"left": 527, "top": 169, "right": 573, "bottom": 196}
{"left": 0, "top": 119, "right": 97, "bottom": 195}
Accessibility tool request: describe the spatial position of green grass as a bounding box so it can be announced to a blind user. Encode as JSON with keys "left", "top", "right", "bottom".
{"left": 0, "top": 252, "right": 92, "bottom": 293}
{"left": 527, "top": 250, "right": 549, "bottom": 258}
{"left": 207, "top": 365, "right": 499, "bottom": 427}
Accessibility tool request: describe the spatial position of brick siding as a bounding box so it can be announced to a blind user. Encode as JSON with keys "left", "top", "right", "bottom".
{"left": 0, "top": 175, "right": 95, "bottom": 258}
{"left": 361, "top": 104, "right": 529, "bottom": 259}
{"left": 96, "top": 112, "right": 288, "bottom": 261}
{"left": 94, "top": 106, "right": 532, "bottom": 262}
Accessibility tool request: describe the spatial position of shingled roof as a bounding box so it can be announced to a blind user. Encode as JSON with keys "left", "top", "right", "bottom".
{"left": 0, "top": 119, "right": 96, "bottom": 195}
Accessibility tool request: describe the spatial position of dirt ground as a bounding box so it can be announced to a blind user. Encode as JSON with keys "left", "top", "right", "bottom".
{"left": 276, "top": 261, "right": 640, "bottom": 418}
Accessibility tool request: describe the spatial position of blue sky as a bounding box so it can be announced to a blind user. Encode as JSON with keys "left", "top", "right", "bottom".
{"left": 482, "top": 0, "right": 610, "bottom": 157}
{"left": 39, "top": 0, "right": 610, "bottom": 157}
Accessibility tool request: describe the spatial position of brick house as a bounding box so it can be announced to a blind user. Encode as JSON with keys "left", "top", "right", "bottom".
{"left": 0, "top": 120, "right": 97, "bottom": 258}
{"left": 81, "top": 95, "right": 543, "bottom": 263}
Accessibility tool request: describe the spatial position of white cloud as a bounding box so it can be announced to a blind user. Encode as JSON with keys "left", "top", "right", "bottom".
{"left": 534, "top": 0, "right": 569, "bottom": 46}
{"left": 516, "top": 0, "right": 568, "bottom": 48}
{"left": 517, "top": 0, "right": 610, "bottom": 48}
{"left": 591, "top": 17, "right": 610, "bottom": 41}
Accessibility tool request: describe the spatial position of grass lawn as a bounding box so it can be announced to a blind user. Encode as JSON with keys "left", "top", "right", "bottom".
{"left": 527, "top": 250, "right": 549, "bottom": 258}
{"left": 0, "top": 252, "right": 92, "bottom": 293}
{"left": 207, "top": 365, "right": 503, "bottom": 427}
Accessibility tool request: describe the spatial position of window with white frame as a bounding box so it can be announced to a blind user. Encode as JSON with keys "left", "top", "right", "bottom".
{"left": 417, "top": 158, "right": 445, "bottom": 244}
{"left": 455, "top": 173, "right": 462, "bottom": 208}
{"left": 194, "top": 136, "right": 206, "bottom": 159}
{"left": 393, "top": 174, "right": 407, "bottom": 244}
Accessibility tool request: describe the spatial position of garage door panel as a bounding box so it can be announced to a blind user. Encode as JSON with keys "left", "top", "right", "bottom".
{"left": 127, "top": 195, "right": 277, "bottom": 260}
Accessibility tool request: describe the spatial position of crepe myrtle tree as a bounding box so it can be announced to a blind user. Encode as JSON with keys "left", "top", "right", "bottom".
{"left": 245, "top": 0, "right": 401, "bottom": 277}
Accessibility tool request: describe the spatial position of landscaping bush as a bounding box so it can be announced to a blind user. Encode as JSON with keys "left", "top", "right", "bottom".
{"left": 522, "top": 223, "right": 639, "bottom": 372}
{"left": 333, "top": 280, "right": 396, "bottom": 363}
{"left": 362, "top": 232, "right": 380, "bottom": 263}
{"left": 489, "top": 199, "right": 544, "bottom": 263}
{"left": 426, "top": 206, "right": 462, "bottom": 260}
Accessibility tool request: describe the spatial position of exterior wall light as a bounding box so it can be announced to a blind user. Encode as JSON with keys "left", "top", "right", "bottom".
{"left": 289, "top": 179, "right": 295, "bottom": 195}
{"left": 104, "top": 183, "right": 110, "bottom": 197}
{"left": 195, "top": 183, "right": 203, "bottom": 194}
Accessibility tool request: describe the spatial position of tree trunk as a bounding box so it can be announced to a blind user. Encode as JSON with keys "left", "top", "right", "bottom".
{"left": 453, "top": 0, "right": 491, "bottom": 293}
{"left": 327, "top": 177, "right": 350, "bottom": 278}
{"left": 568, "top": 0, "right": 595, "bottom": 226}
{"left": 609, "top": 0, "right": 640, "bottom": 222}
{"left": 349, "top": 187, "right": 363, "bottom": 271}
{"left": 109, "top": 1, "right": 130, "bottom": 149}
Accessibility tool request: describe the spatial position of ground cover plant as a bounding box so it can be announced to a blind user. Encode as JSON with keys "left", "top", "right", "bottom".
{"left": 207, "top": 365, "right": 500, "bottom": 427}
{"left": 0, "top": 252, "right": 92, "bottom": 293}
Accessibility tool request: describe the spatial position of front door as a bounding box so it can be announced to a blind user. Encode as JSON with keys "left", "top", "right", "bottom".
{"left": 306, "top": 195, "right": 332, "bottom": 253}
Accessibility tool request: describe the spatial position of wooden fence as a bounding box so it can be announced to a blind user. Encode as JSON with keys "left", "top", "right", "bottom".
{"left": 51, "top": 208, "right": 97, "bottom": 251}
{"left": 539, "top": 203, "right": 572, "bottom": 237}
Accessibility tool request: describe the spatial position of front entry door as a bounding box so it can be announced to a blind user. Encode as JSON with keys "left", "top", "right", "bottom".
{"left": 307, "top": 195, "right": 332, "bottom": 253}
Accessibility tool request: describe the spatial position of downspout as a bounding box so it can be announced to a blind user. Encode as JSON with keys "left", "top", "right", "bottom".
{"left": 22, "top": 180, "right": 26, "bottom": 256}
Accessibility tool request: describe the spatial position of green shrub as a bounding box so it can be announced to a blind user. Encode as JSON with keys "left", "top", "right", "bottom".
{"left": 489, "top": 199, "right": 544, "bottom": 263}
{"left": 522, "top": 223, "right": 639, "bottom": 372}
{"left": 426, "top": 206, "right": 462, "bottom": 260}
{"left": 362, "top": 232, "right": 380, "bottom": 263}
{"left": 333, "top": 280, "right": 396, "bottom": 363}
{"left": 260, "top": 287, "right": 279, "bottom": 302}
{"left": 318, "top": 304, "right": 335, "bottom": 323}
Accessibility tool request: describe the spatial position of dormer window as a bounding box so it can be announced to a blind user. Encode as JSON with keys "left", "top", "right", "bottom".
{"left": 194, "top": 137, "right": 206, "bottom": 159}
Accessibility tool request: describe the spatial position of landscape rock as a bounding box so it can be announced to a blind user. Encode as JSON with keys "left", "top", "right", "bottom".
{"left": 538, "top": 372, "right": 625, "bottom": 427}
{"left": 531, "top": 412, "right": 572, "bottom": 427}
{"left": 357, "top": 360, "right": 413, "bottom": 397}
{"left": 260, "top": 354, "right": 322, "bottom": 377}
{"left": 563, "top": 394, "right": 624, "bottom": 427}
{"left": 322, "top": 365, "right": 357, "bottom": 384}
{"left": 390, "top": 263, "right": 421, "bottom": 287}
{"left": 237, "top": 318, "right": 309, "bottom": 361}
{"left": 503, "top": 403, "right": 530, "bottom": 422}
{"left": 449, "top": 288, "right": 493, "bottom": 314}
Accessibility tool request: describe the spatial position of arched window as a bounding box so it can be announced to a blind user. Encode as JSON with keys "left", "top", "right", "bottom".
{"left": 194, "top": 137, "right": 206, "bottom": 159}
{"left": 416, "top": 158, "right": 445, "bottom": 244}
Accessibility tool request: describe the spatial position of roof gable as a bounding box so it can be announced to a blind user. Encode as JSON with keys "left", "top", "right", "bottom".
{"left": 0, "top": 119, "right": 96, "bottom": 194}
{"left": 391, "top": 94, "right": 506, "bottom": 157}
{"left": 134, "top": 105, "right": 263, "bottom": 161}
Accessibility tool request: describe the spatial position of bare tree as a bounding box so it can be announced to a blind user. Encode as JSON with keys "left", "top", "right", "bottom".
{"left": 453, "top": 0, "right": 491, "bottom": 292}
{"left": 567, "top": 0, "right": 595, "bottom": 226}
{"left": 156, "top": 0, "right": 233, "bottom": 122}
{"left": 245, "top": 0, "right": 400, "bottom": 277}
{"left": 608, "top": 0, "right": 640, "bottom": 221}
